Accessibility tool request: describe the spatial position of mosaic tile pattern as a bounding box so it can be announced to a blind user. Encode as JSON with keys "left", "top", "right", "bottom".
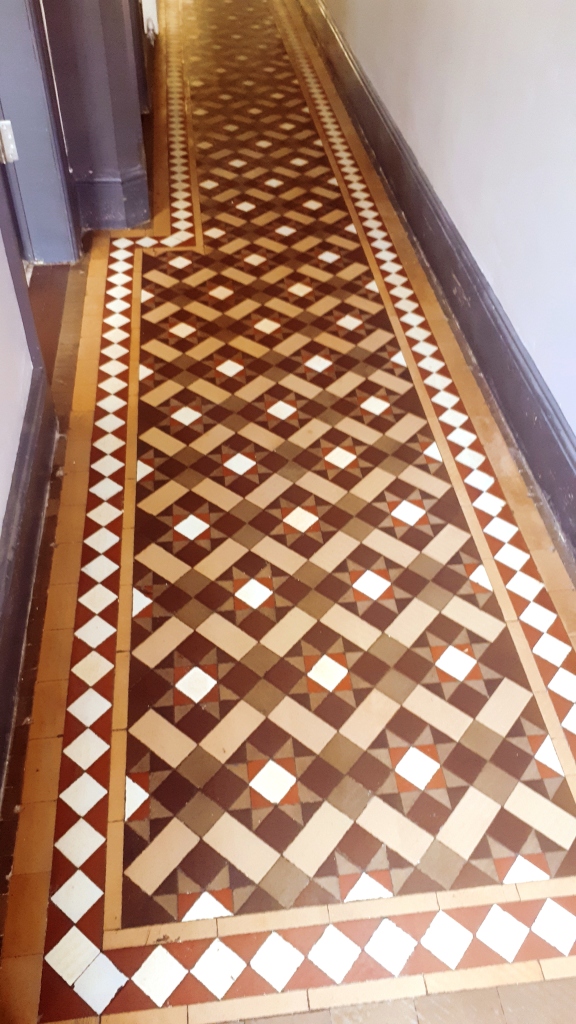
{"left": 29, "top": 0, "right": 576, "bottom": 1020}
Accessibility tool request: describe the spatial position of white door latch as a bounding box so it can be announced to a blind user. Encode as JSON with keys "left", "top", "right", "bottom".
{"left": 0, "top": 121, "right": 19, "bottom": 164}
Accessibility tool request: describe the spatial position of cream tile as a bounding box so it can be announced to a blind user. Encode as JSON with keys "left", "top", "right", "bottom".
{"left": 357, "top": 796, "right": 433, "bottom": 864}
{"left": 385, "top": 598, "right": 439, "bottom": 647}
{"left": 133, "top": 617, "right": 193, "bottom": 668}
{"left": 261, "top": 606, "right": 316, "bottom": 656}
{"left": 425, "top": 960, "right": 542, "bottom": 995}
{"left": 476, "top": 678, "right": 532, "bottom": 736}
{"left": 190, "top": 424, "right": 234, "bottom": 454}
{"left": 340, "top": 690, "right": 399, "bottom": 749}
{"left": 364, "top": 528, "right": 419, "bottom": 566}
{"left": 141, "top": 379, "right": 183, "bottom": 407}
{"left": 321, "top": 604, "right": 381, "bottom": 650}
{"left": 269, "top": 696, "right": 336, "bottom": 754}
{"left": 299, "top": 470, "right": 347, "bottom": 504}
{"left": 139, "top": 426, "right": 184, "bottom": 457}
{"left": 186, "top": 338, "right": 223, "bottom": 362}
{"left": 369, "top": 368, "right": 413, "bottom": 394}
{"left": 248, "top": 473, "right": 292, "bottom": 508}
{"left": 386, "top": 413, "right": 427, "bottom": 443}
{"left": 187, "top": 991, "right": 308, "bottom": 1024}
{"left": 124, "top": 819, "right": 198, "bottom": 896}
{"left": 279, "top": 372, "right": 321, "bottom": 399}
{"left": 274, "top": 332, "right": 309, "bottom": 357}
{"left": 192, "top": 478, "right": 242, "bottom": 511}
{"left": 252, "top": 536, "right": 307, "bottom": 574}
{"left": 203, "top": 812, "right": 279, "bottom": 883}
{"left": 329, "top": 891, "right": 439, "bottom": 922}
{"left": 129, "top": 709, "right": 196, "bottom": 767}
{"left": 218, "top": 904, "right": 329, "bottom": 936}
{"left": 309, "top": 976, "right": 426, "bottom": 1010}
{"left": 135, "top": 543, "right": 189, "bottom": 583}
{"left": 326, "top": 371, "right": 365, "bottom": 397}
{"left": 138, "top": 480, "right": 188, "bottom": 515}
{"left": 188, "top": 378, "right": 230, "bottom": 404}
{"left": 142, "top": 300, "right": 179, "bottom": 323}
{"left": 505, "top": 782, "right": 576, "bottom": 849}
{"left": 422, "top": 524, "right": 470, "bottom": 563}
{"left": 290, "top": 418, "right": 331, "bottom": 449}
{"left": 403, "top": 685, "right": 472, "bottom": 741}
{"left": 231, "top": 335, "right": 268, "bottom": 358}
{"left": 350, "top": 467, "right": 396, "bottom": 502}
{"left": 541, "top": 956, "right": 576, "bottom": 980}
{"left": 194, "top": 539, "right": 248, "bottom": 580}
{"left": 103, "top": 1008, "right": 187, "bottom": 1024}
{"left": 310, "top": 532, "right": 360, "bottom": 572}
{"left": 442, "top": 595, "right": 505, "bottom": 641}
{"left": 142, "top": 338, "right": 181, "bottom": 363}
{"left": 196, "top": 612, "right": 258, "bottom": 659}
{"left": 337, "top": 416, "right": 381, "bottom": 446}
{"left": 201, "top": 702, "right": 264, "bottom": 762}
{"left": 235, "top": 375, "right": 274, "bottom": 402}
{"left": 284, "top": 802, "right": 352, "bottom": 876}
{"left": 436, "top": 788, "right": 501, "bottom": 859}
{"left": 239, "top": 422, "right": 284, "bottom": 450}
{"left": 399, "top": 464, "right": 451, "bottom": 498}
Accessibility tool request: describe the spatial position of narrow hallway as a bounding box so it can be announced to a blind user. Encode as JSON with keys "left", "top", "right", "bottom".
{"left": 3, "top": 0, "right": 576, "bottom": 1021}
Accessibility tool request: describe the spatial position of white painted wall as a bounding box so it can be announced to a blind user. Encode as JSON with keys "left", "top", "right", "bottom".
{"left": 322, "top": 0, "right": 576, "bottom": 432}
{"left": 0, "top": 230, "right": 33, "bottom": 534}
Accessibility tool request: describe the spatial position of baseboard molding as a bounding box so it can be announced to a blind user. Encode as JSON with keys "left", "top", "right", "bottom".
{"left": 297, "top": 0, "right": 576, "bottom": 550}
{"left": 0, "top": 369, "right": 57, "bottom": 795}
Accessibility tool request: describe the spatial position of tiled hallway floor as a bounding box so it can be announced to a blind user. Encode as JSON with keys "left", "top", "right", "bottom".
{"left": 3, "top": 0, "right": 576, "bottom": 1020}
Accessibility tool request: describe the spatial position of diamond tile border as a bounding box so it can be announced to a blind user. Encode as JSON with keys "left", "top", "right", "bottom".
{"left": 4, "top": 2, "right": 576, "bottom": 1021}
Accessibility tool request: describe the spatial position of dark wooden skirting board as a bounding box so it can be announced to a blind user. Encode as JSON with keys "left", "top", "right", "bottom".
{"left": 296, "top": 0, "right": 576, "bottom": 551}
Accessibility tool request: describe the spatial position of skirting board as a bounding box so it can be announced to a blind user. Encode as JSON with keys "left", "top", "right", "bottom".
{"left": 296, "top": 0, "right": 576, "bottom": 551}
{"left": 0, "top": 369, "right": 57, "bottom": 797}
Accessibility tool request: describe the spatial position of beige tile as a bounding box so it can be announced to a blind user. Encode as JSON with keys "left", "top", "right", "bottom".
{"left": 426, "top": 962, "right": 543, "bottom": 996}
{"left": 139, "top": 425, "right": 185, "bottom": 457}
{"left": 516, "top": 875, "right": 576, "bottom": 901}
{"left": 442, "top": 595, "right": 505, "bottom": 642}
{"left": 138, "top": 480, "right": 188, "bottom": 515}
{"left": 280, "top": 372, "right": 321, "bottom": 398}
{"left": 261, "top": 606, "right": 316, "bottom": 656}
{"left": 231, "top": 335, "right": 268, "bottom": 358}
{"left": 316, "top": 331, "right": 354, "bottom": 355}
{"left": 28, "top": 679, "right": 68, "bottom": 738}
{"left": 194, "top": 538, "right": 248, "bottom": 580}
{"left": 385, "top": 598, "right": 439, "bottom": 648}
{"left": 369, "top": 368, "right": 413, "bottom": 394}
{"left": 2, "top": 872, "right": 51, "bottom": 956}
{"left": 284, "top": 802, "right": 352, "bottom": 876}
{"left": 141, "top": 338, "right": 181, "bottom": 363}
{"left": 436, "top": 788, "right": 500, "bottom": 859}
{"left": 103, "top": 1005, "right": 187, "bottom": 1023}
{"left": 246, "top": 1012, "right": 330, "bottom": 1024}
{"left": 248, "top": 473, "right": 292, "bottom": 508}
{"left": 437, "top": 883, "right": 518, "bottom": 910}
{"left": 0, "top": 954, "right": 44, "bottom": 1024}
{"left": 340, "top": 690, "right": 399, "bottom": 749}
{"left": 183, "top": 268, "right": 216, "bottom": 288}
{"left": 186, "top": 338, "right": 223, "bottom": 362}
{"left": 196, "top": 612, "right": 258, "bottom": 659}
{"left": 404, "top": 685, "right": 472, "bottom": 741}
{"left": 190, "top": 423, "right": 234, "bottom": 454}
{"left": 142, "top": 300, "right": 179, "bottom": 323}
{"left": 321, "top": 604, "right": 381, "bottom": 651}
{"left": 141, "top": 379, "right": 183, "bottom": 407}
{"left": 541, "top": 957, "right": 576, "bottom": 981}
{"left": 135, "top": 542, "right": 189, "bottom": 583}
{"left": 12, "top": 801, "right": 57, "bottom": 875}
{"left": 310, "top": 532, "right": 360, "bottom": 572}
{"left": 299, "top": 470, "right": 347, "bottom": 504}
{"left": 290, "top": 417, "right": 332, "bottom": 449}
{"left": 104, "top": 919, "right": 217, "bottom": 949}
{"left": 129, "top": 709, "right": 196, "bottom": 767}
{"left": 133, "top": 616, "right": 193, "bottom": 668}
{"left": 476, "top": 677, "right": 532, "bottom": 736}
{"left": 269, "top": 696, "right": 336, "bottom": 754}
{"left": 239, "top": 421, "right": 284, "bottom": 451}
{"left": 326, "top": 371, "right": 365, "bottom": 397}
{"left": 201, "top": 701, "right": 264, "bottom": 762}
{"left": 364, "top": 528, "right": 419, "bottom": 566}
{"left": 357, "top": 796, "right": 433, "bottom": 864}
{"left": 504, "top": 782, "right": 576, "bottom": 849}
{"left": 204, "top": 811, "right": 279, "bottom": 883}
{"left": 36, "top": 627, "right": 74, "bottom": 682}
{"left": 498, "top": 975, "right": 576, "bottom": 1023}
{"left": 415, "top": 987, "right": 506, "bottom": 1023}
{"left": 421, "top": 524, "right": 470, "bottom": 563}
{"left": 252, "top": 535, "right": 307, "bottom": 573}
{"left": 399, "top": 464, "right": 450, "bottom": 499}
{"left": 188, "top": 378, "right": 230, "bottom": 404}
{"left": 309, "top": 976, "right": 426, "bottom": 1010}
{"left": 236, "top": 375, "right": 274, "bottom": 402}
{"left": 188, "top": 991, "right": 308, "bottom": 1024}
{"left": 218, "top": 903, "right": 328, "bottom": 937}
{"left": 339, "top": 417, "right": 382, "bottom": 446}
{"left": 274, "top": 332, "right": 309, "bottom": 357}
{"left": 124, "top": 818, "right": 198, "bottom": 896}
{"left": 192, "top": 477, "right": 242, "bottom": 510}
{"left": 350, "top": 467, "right": 395, "bottom": 502}
{"left": 185, "top": 300, "right": 222, "bottom": 321}
{"left": 331, "top": 999, "right": 417, "bottom": 1024}
{"left": 21, "top": 737, "right": 62, "bottom": 804}
{"left": 144, "top": 268, "right": 180, "bottom": 288}
{"left": 386, "top": 413, "right": 427, "bottom": 443}
{"left": 329, "top": 891, "right": 439, "bottom": 923}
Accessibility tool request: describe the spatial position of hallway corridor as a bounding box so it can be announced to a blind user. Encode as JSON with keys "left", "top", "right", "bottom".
{"left": 3, "top": 0, "right": 576, "bottom": 1020}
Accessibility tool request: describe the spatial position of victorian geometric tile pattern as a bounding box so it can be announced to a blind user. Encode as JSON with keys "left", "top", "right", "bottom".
{"left": 11, "top": 0, "right": 576, "bottom": 1021}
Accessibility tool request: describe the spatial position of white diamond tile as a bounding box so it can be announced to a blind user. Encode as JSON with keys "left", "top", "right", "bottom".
{"left": 218, "top": 358, "right": 243, "bottom": 377}
{"left": 337, "top": 314, "right": 363, "bottom": 331}
{"left": 125, "top": 776, "right": 148, "bottom": 819}
{"left": 435, "top": 645, "right": 476, "bottom": 681}
{"left": 54, "top": 818, "right": 105, "bottom": 867}
{"left": 495, "top": 544, "right": 530, "bottom": 572}
{"left": 392, "top": 500, "right": 425, "bottom": 525}
{"left": 520, "top": 602, "right": 557, "bottom": 633}
{"left": 533, "top": 633, "right": 571, "bottom": 667}
{"left": 182, "top": 891, "right": 232, "bottom": 921}
{"left": 305, "top": 354, "right": 332, "bottom": 373}
{"left": 535, "top": 735, "right": 564, "bottom": 775}
{"left": 45, "top": 927, "right": 99, "bottom": 985}
{"left": 86, "top": 503, "right": 122, "bottom": 528}
{"left": 90, "top": 477, "right": 122, "bottom": 501}
{"left": 60, "top": 773, "right": 107, "bottom": 817}
{"left": 364, "top": 918, "right": 417, "bottom": 976}
{"left": 469, "top": 565, "right": 493, "bottom": 591}
{"left": 325, "top": 446, "right": 356, "bottom": 469}
{"left": 269, "top": 400, "right": 297, "bottom": 420}
{"left": 284, "top": 506, "right": 318, "bottom": 532}
{"left": 51, "top": 870, "right": 103, "bottom": 923}
{"left": 395, "top": 747, "right": 439, "bottom": 789}
{"left": 307, "top": 654, "right": 348, "bottom": 692}
{"left": 506, "top": 571, "right": 544, "bottom": 601}
{"left": 68, "top": 689, "right": 112, "bottom": 727}
{"left": 172, "top": 407, "right": 201, "bottom": 426}
{"left": 72, "top": 651, "right": 114, "bottom": 686}
{"left": 175, "top": 514, "right": 209, "bottom": 541}
{"left": 133, "top": 588, "right": 152, "bottom": 616}
{"left": 503, "top": 855, "right": 549, "bottom": 885}
{"left": 531, "top": 899, "right": 576, "bottom": 955}
{"left": 73, "top": 953, "right": 127, "bottom": 1015}
{"left": 255, "top": 318, "right": 281, "bottom": 335}
{"left": 224, "top": 453, "right": 256, "bottom": 475}
{"left": 249, "top": 761, "right": 296, "bottom": 803}
{"left": 549, "top": 668, "right": 576, "bottom": 703}
{"left": 421, "top": 911, "right": 473, "bottom": 969}
{"left": 354, "top": 569, "right": 390, "bottom": 600}
{"left": 82, "top": 555, "right": 118, "bottom": 583}
{"left": 176, "top": 666, "right": 217, "bottom": 703}
{"left": 191, "top": 938, "right": 246, "bottom": 999}
{"left": 236, "top": 579, "right": 273, "bottom": 609}
{"left": 251, "top": 932, "right": 304, "bottom": 992}
{"left": 308, "top": 924, "right": 361, "bottom": 983}
{"left": 63, "top": 729, "right": 109, "bottom": 770}
{"left": 75, "top": 615, "right": 116, "bottom": 649}
{"left": 344, "top": 873, "right": 392, "bottom": 903}
{"left": 132, "top": 946, "right": 188, "bottom": 1007}
{"left": 361, "top": 396, "right": 389, "bottom": 416}
{"left": 476, "top": 904, "right": 529, "bottom": 962}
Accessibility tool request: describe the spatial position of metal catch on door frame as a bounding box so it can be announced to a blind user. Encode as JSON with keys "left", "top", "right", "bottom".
{"left": 0, "top": 121, "right": 19, "bottom": 164}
